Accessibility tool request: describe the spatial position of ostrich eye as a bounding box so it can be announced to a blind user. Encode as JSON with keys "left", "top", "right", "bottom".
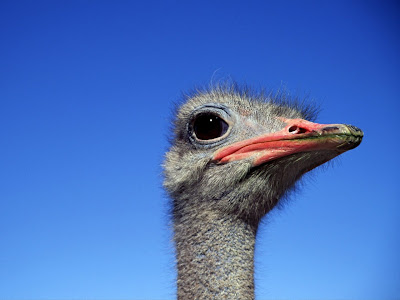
{"left": 193, "top": 113, "right": 229, "bottom": 140}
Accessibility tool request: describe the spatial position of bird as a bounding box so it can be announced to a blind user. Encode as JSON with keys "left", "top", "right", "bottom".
{"left": 163, "top": 83, "right": 363, "bottom": 299}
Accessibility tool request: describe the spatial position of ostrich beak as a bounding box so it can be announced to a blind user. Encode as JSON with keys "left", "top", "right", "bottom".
{"left": 212, "top": 118, "right": 363, "bottom": 167}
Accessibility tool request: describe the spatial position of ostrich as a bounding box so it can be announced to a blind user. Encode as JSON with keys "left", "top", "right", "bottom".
{"left": 163, "top": 84, "right": 363, "bottom": 299}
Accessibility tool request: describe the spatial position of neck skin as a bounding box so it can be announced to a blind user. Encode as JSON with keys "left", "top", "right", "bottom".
{"left": 174, "top": 208, "right": 257, "bottom": 299}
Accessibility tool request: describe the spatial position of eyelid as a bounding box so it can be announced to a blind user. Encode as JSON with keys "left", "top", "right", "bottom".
{"left": 187, "top": 105, "right": 233, "bottom": 147}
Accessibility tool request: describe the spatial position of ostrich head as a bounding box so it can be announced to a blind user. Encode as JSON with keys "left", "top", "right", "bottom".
{"left": 163, "top": 85, "right": 363, "bottom": 226}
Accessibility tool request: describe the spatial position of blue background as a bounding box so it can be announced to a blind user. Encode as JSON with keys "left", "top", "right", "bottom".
{"left": 1, "top": 1, "right": 399, "bottom": 299}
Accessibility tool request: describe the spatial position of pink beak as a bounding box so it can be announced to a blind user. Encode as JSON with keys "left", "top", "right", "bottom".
{"left": 212, "top": 118, "right": 363, "bottom": 166}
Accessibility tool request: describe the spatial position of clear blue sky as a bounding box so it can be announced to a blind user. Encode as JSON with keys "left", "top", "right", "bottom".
{"left": 1, "top": 1, "right": 399, "bottom": 299}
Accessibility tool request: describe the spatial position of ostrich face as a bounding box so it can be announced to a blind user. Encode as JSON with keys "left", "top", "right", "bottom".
{"left": 164, "top": 88, "right": 363, "bottom": 223}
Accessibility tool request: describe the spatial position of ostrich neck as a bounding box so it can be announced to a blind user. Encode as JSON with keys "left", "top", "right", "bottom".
{"left": 174, "top": 207, "right": 257, "bottom": 299}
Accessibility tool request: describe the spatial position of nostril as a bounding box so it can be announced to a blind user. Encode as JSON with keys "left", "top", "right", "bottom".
{"left": 288, "top": 126, "right": 307, "bottom": 134}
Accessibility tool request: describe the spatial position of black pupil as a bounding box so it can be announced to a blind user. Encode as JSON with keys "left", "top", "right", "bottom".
{"left": 193, "top": 113, "right": 228, "bottom": 140}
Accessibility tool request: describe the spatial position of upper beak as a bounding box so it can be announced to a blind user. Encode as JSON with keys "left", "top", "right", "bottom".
{"left": 212, "top": 118, "right": 363, "bottom": 166}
